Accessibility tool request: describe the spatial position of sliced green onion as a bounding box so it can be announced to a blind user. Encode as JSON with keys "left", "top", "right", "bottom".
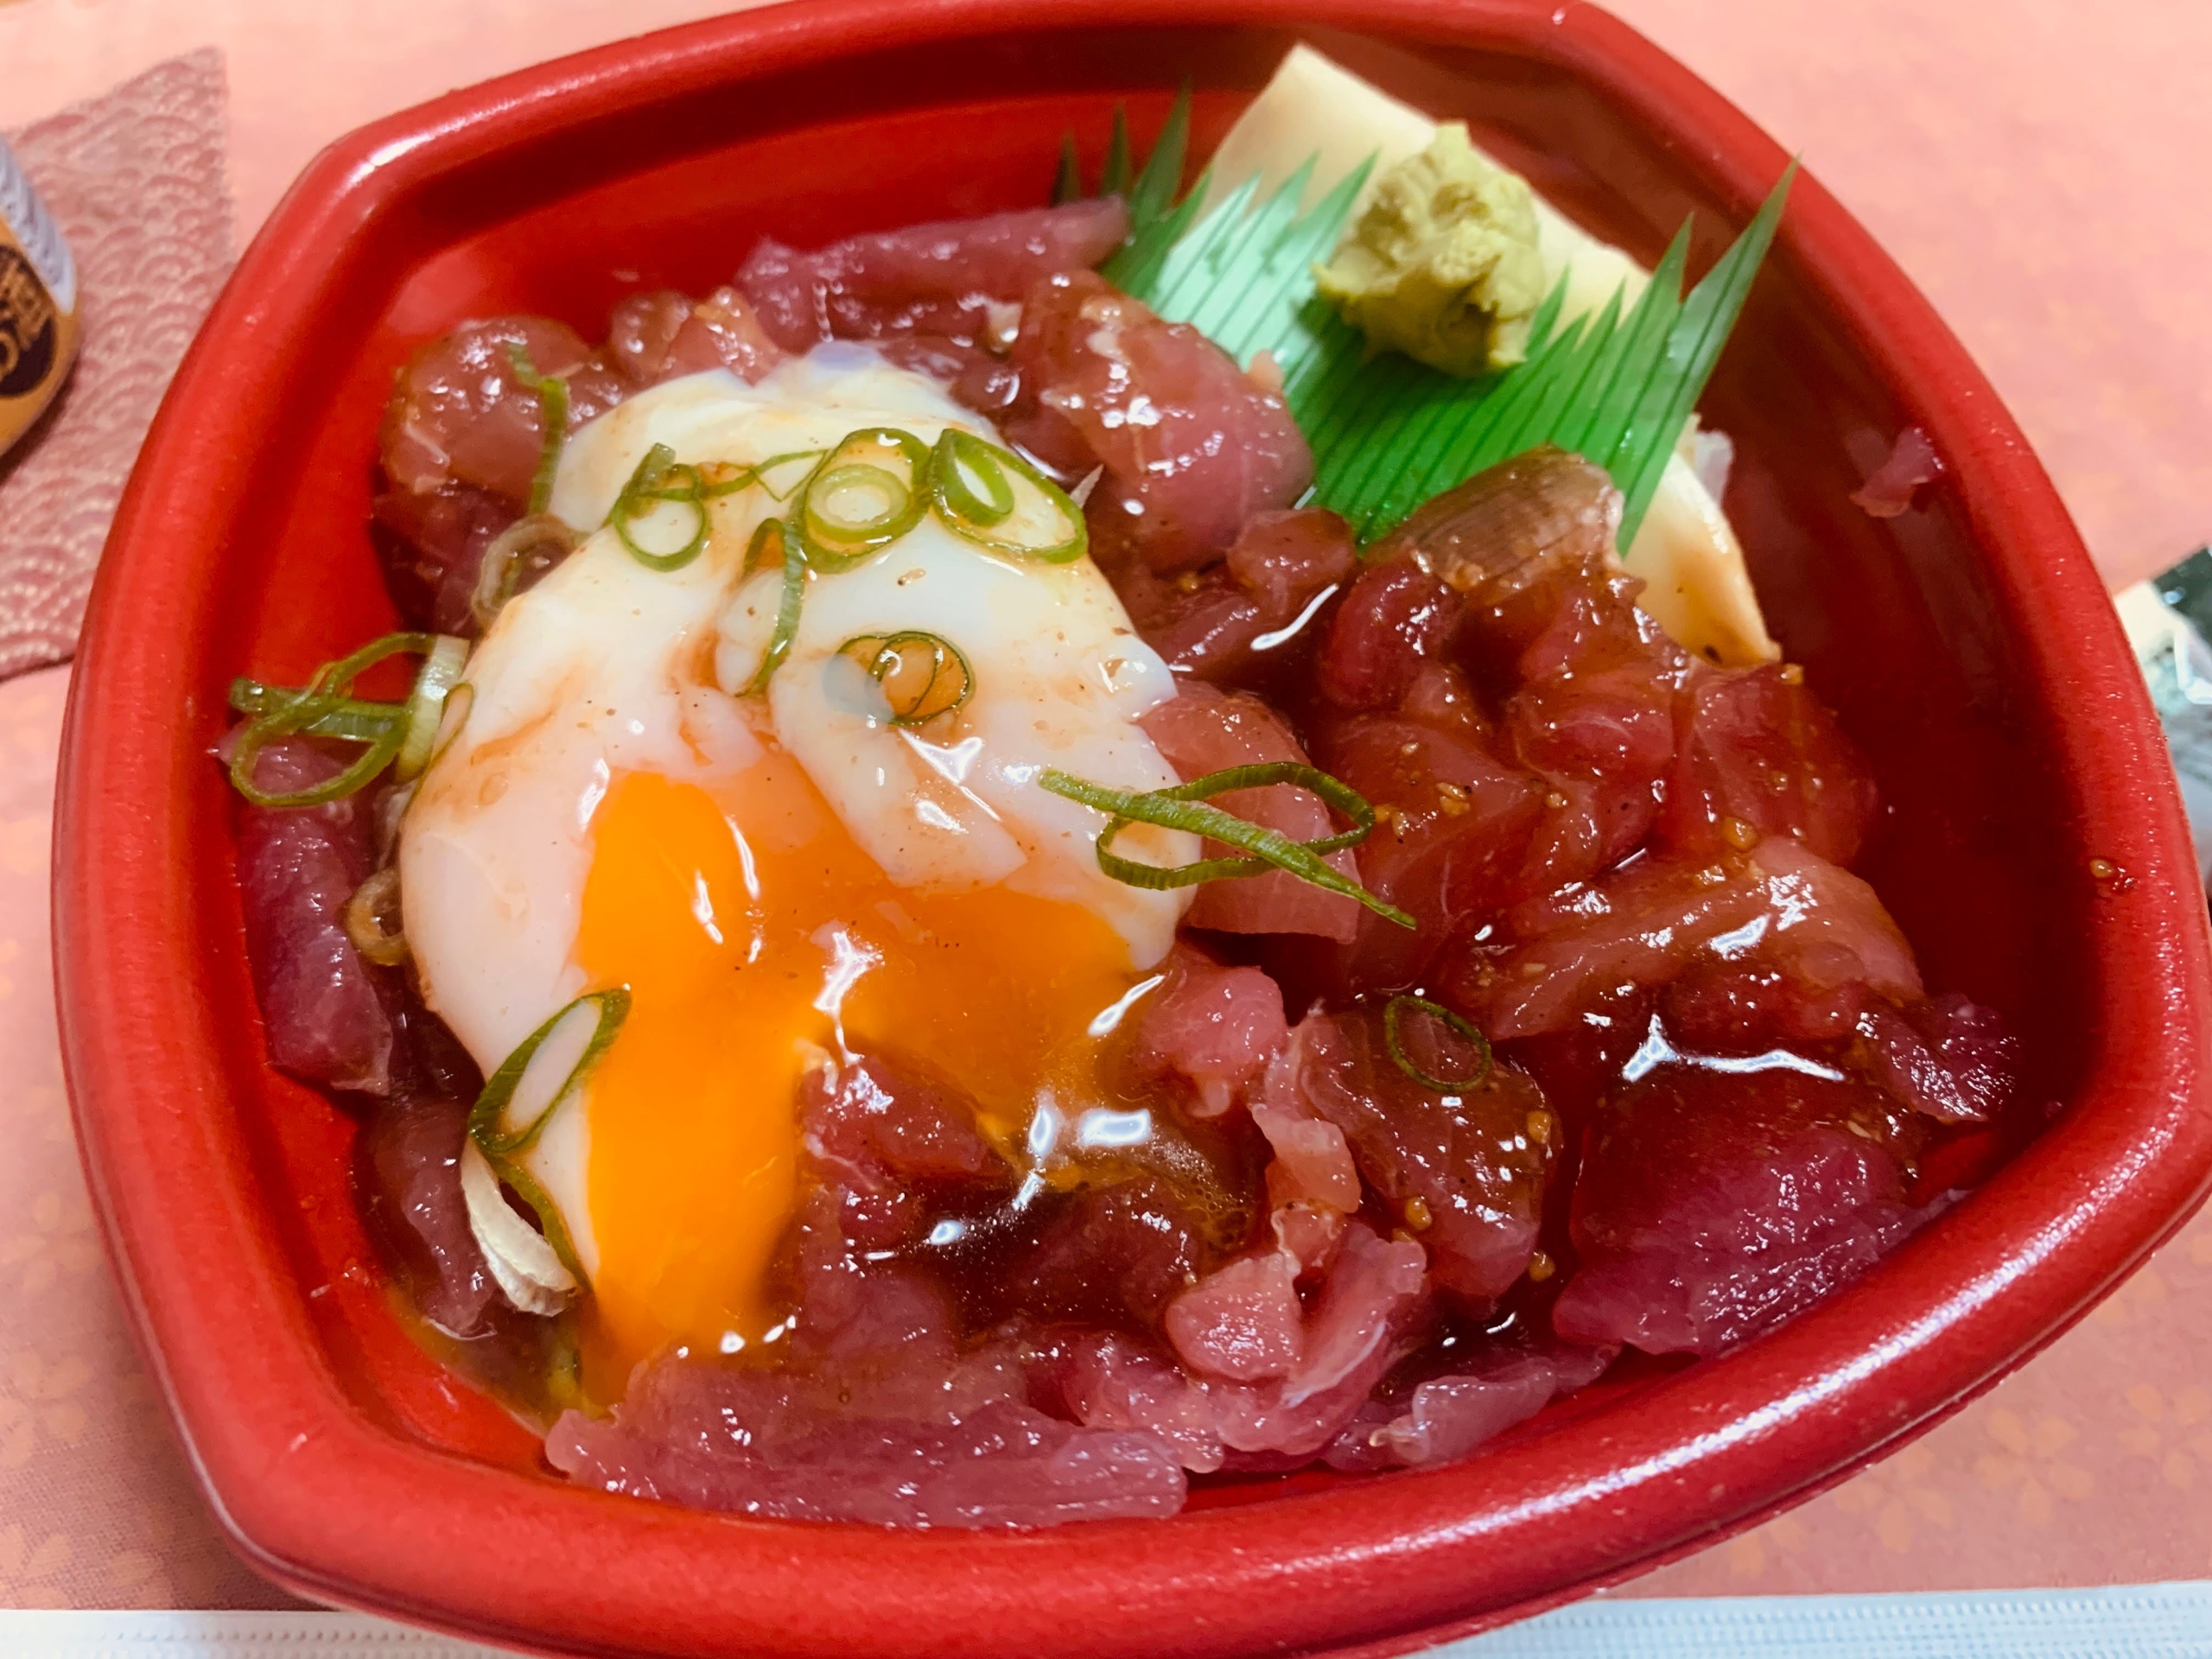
{"left": 474, "top": 512, "right": 579, "bottom": 630}
{"left": 504, "top": 343, "right": 569, "bottom": 518}
{"left": 753, "top": 448, "right": 828, "bottom": 501}
{"left": 837, "top": 631, "right": 973, "bottom": 725}
{"left": 932, "top": 429, "right": 1017, "bottom": 525}
{"left": 469, "top": 988, "right": 631, "bottom": 1159}
{"left": 228, "top": 677, "right": 399, "bottom": 745}
{"left": 746, "top": 518, "right": 805, "bottom": 695}
{"left": 1382, "top": 995, "right": 1492, "bottom": 1094}
{"left": 395, "top": 634, "right": 468, "bottom": 780}
{"left": 928, "top": 429, "right": 1087, "bottom": 563}
{"left": 696, "top": 459, "right": 755, "bottom": 497}
{"left": 344, "top": 867, "right": 409, "bottom": 966}
{"left": 1039, "top": 764, "right": 1414, "bottom": 928}
{"left": 498, "top": 1155, "right": 587, "bottom": 1287}
{"left": 798, "top": 428, "right": 931, "bottom": 571}
{"left": 226, "top": 632, "right": 434, "bottom": 809}
{"left": 609, "top": 442, "right": 711, "bottom": 571}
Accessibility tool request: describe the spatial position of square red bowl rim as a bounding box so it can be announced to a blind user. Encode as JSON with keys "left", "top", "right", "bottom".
{"left": 51, "top": 0, "right": 2212, "bottom": 1654}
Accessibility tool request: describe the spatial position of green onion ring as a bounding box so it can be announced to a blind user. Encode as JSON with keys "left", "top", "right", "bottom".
{"left": 472, "top": 512, "right": 579, "bottom": 631}
{"left": 836, "top": 630, "right": 974, "bottom": 725}
{"left": 227, "top": 677, "right": 399, "bottom": 745}
{"left": 343, "top": 867, "right": 409, "bottom": 967}
{"left": 1039, "top": 764, "right": 1414, "bottom": 928}
{"left": 226, "top": 632, "right": 435, "bottom": 809}
{"left": 468, "top": 988, "right": 632, "bottom": 1160}
{"left": 395, "top": 635, "right": 469, "bottom": 780}
{"left": 931, "top": 429, "right": 1017, "bottom": 526}
{"left": 504, "top": 343, "right": 569, "bottom": 518}
{"left": 609, "top": 442, "right": 711, "bottom": 571}
{"left": 796, "top": 428, "right": 931, "bottom": 571}
{"left": 929, "top": 429, "right": 1087, "bottom": 563}
{"left": 753, "top": 448, "right": 829, "bottom": 501}
{"left": 1382, "top": 995, "right": 1492, "bottom": 1093}
{"left": 227, "top": 701, "right": 403, "bottom": 809}
{"left": 696, "top": 460, "right": 756, "bottom": 498}
{"left": 746, "top": 518, "right": 806, "bottom": 695}
{"left": 485, "top": 1151, "right": 588, "bottom": 1287}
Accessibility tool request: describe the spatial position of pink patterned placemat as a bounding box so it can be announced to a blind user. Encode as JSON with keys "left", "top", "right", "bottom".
{"left": 0, "top": 663, "right": 285, "bottom": 1611}
{"left": 0, "top": 51, "right": 232, "bottom": 679}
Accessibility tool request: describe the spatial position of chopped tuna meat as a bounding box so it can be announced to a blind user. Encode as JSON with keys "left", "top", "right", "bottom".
{"left": 799, "top": 1052, "right": 1007, "bottom": 1250}
{"left": 548, "top": 1334, "right": 1186, "bottom": 1528}
{"left": 1007, "top": 270, "right": 1313, "bottom": 574}
{"left": 1323, "top": 1343, "right": 1616, "bottom": 1471}
{"left": 356, "top": 1090, "right": 499, "bottom": 1338}
{"left": 378, "top": 316, "right": 625, "bottom": 505}
{"left": 1108, "top": 508, "right": 1356, "bottom": 690}
{"left": 996, "top": 1176, "right": 1210, "bottom": 1328}
{"left": 1654, "top": 663, "right": 1880, "bottom": 866}
{"left": 1268, "top": 1007, "right": 1551, "bottom": 1304}
{"left": 1854, "top": 993, "right": 2018, "bottom": 1125}
{"left": 1454, "top": 837, "right": 1923, "bottom": 1041}
{"left": 600, "top": 286, "right": 784, "bottom": 387}
{"left": 1552, "top": 1066, "right": 1927, "bottom": 1357}
{"left": 368, "top": 483, "right": 518, "bottom": 638}
{"left": 735, "top": 200, "right": 1129, "bottom": 353}
{"left": 1141, "top": 683, "right": 1366, "bottom": 942}
{"left": 1058, "top": 1222, "right": 1430, "bottom": 1471}
{"left": 1851, "top": 425, "right": 1943, "bottom": 518}
{"left": 230, "top": 736, "right": 393, "bottom": 1093}
{"left": 1123, "top": 943, "right": 1288, "bottom": 1119}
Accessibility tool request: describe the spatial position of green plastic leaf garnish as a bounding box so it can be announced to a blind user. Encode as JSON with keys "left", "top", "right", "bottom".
{"left": 1071, "top": 93, "right": 1794, "bottom": 548}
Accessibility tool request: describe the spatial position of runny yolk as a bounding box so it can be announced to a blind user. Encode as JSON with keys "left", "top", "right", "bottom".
{"left": 572, "top": 757, "right": 1143, "bottom": 1392}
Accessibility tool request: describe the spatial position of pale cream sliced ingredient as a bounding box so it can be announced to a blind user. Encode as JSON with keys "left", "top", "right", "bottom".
{"left": 461, "top": 1138, "right": 577, "bottom": 1317}
{"left": 1197, "top": 42, "right": 1773, "bottom": 666}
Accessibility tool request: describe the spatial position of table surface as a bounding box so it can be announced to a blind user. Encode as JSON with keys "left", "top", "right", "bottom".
{"left": 1, "top": 0, "right": 2209, "bottom": 1621}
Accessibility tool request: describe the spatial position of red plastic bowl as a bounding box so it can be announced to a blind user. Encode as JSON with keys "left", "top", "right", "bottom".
{"left": 53, "top": 0, "right": 2212, "bottom": 1653}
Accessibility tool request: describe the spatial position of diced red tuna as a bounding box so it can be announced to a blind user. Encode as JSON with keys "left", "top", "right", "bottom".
{"left": 1124, "top": 943, "right": 1289, "bottom": 1118}
{"left": 1141, "top": 683, "right": 1365, "bottom": 942}
{"left": 1059, "top": 1222, "right": 1430, "bottom": 1471}
{"left": 600, "top": 286, "right": 784, "bottom": 387}
{"left": 230, "top": 735, "right": 394, "bottom": 1093}
{"left": 1000, "top": 1176, "right": 1209, "bottom": 1328}
{"left": 877, "top": 334, "right": 1025, "bottom": 416}
{"left": 1165, "top": 1249, "right": 1305, "bottom": 1381}
{"left": 548, "top": 1334, "right": 1186, "bottom": 1528}
{"left": 1007, "top": 270, "right": 1312, "bottom": 574}
{"left": 1654, "top": 664, "right": 1881, "bottom": 866}
{"left": 1312, "top": 712, "right": 1549, "bottom": 988}
{"left": 1854, "top": 992, "right": 2018, "bottom": 1124}
{"left": 355, "top": 1090, "right": 499, "bottom": 1338}
{"left": 378, "top": 316, "right": 626, "bottom": 505}
{"left": 1108, "top": 508, "right": 1357, "bottom": 690}
{"left": 1249, "top": 1087, "right": 1361, "bottom": 1217}
{"left": 735, "top": 200, "right": 1130, "bottom": 353}
{"left": 1268, "top": 1007, "right": 1552, "bottom": 1304}
{"left": 378, "top": 289, "right": 785, "bottom": 512}
{"left": 1551, "top": 1066, "right": 1926, "bottom": 1357}
{"left": 1456, "top": 837, "right": 1923, "bottom": 1041}
{"left": 1851, "top": 425, "right": 1943, "bottom": 518}
{"left": 369, "top": 482, "right": 518, "bottom": 637}
{"left": 798, "top": 1052, "right": 1006, "bottom": 1251}
{"left": 1323, "top": 1343, "right": 1616, "bottom": 1471}
{"left": 1318, "top": 560, "right": 1465, "bottom": 714}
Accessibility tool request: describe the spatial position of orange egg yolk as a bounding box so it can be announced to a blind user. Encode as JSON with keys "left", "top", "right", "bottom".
{"left": 571, "top": 758, "right": 1145, "bottom": 1392}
